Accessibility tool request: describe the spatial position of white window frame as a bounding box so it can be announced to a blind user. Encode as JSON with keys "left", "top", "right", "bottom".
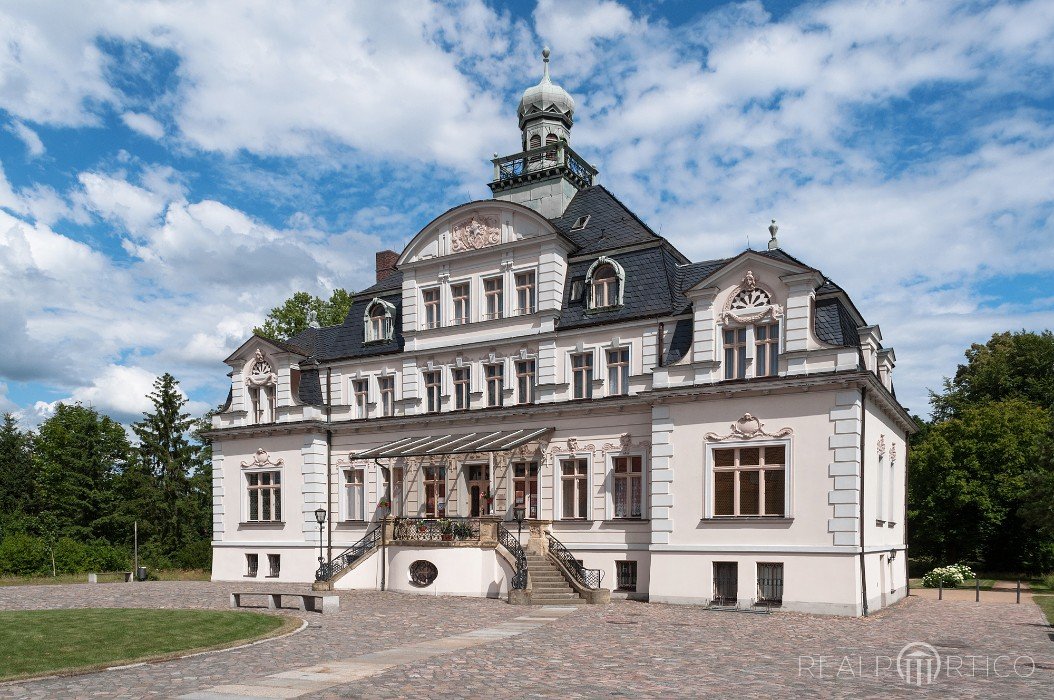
{"left": 450, "top": 281, "right": 470, "bottom": 325}
{"left": 754, "top": 321, "right": 780, "bottom": 377}
{"left": 243, "top": 468, "right": 283, "bottom": 523}
{"left": 352, "top": 379, "right": 369, "bottom": 419}
{"left": 378, "top": 374, "right": 396, "bottom": 416}
{"left": 423, "top": 369, "right": 442, "bottom": 413}
{"left": 452, "top": 366, "right": 471, "bottom": 410}
{"left": 703, "top": 439, "right": 793, "bottom": 519}
{"left": 722, "top": 326, "right": 748, "bottom": 380}
{"left": 556, "top": 454, "right": 592, "bottom": 521}
{"left": 422, "top": 287, "right": 442, "bottom": 329}
{"left": 485, "top": 363, "right": 504, "bottom": 407}
{"left": 571, "top": 351, "right": 594, "bottom": 400}
{"left": 343, "top": 467, "right": 365, "bottom": 521}
{"left": 514, "top": 269, "right": 536, "bottom": 315}
{"left": 584, "top": 256, "right": 625, "bottom": 310}
{"left": 606, "top": 452, "right": 647, "bottom": 520}
{"left": 364, "top": 297, "right": 395, "bottom": 342}
{"left": 515, "top": 359, "right": 535, "bottom": 404}
{"left": 483, "top": 275, "right": 504, "bottom": 320}
{"left": 606, "top": 346, "right": 630, "bottom": 396}
{"left": 510, "top": 460, "right": 540, "bottom": 519}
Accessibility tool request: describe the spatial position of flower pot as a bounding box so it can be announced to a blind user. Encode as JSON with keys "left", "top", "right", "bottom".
{"left": 441, "top": 534, "right": 453, "bottom": 541}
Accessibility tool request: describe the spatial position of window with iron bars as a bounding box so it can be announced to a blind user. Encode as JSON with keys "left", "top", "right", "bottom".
{"left": 615, "top": 560, "right": 637, "bottom": 592}
{"left": 267, "top": 554, "right": 281, "bottom": 578}
{"left": 756, "top": 562, "right": 783, "bottom": 606}
{"left": 245, "top": 553, "right": 258, "bottom": 577}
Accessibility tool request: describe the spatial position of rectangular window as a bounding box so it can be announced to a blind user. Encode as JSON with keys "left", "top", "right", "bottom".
{"left": 424, "top": 370, "right": 442, "bottom": 413}
{"left": 607, "top": 347, "right": 630, "bottom": 396}
{"left": 245, "top": 553, "right": 258, "bottom": 577}
{"left": 615, "top": 561, "right": 637, "bottom": 592}
{"left": 267, "top": 554, "right": 280, "bottom": 578}
{"left": 515, "top": 360, "right": 535, "bottom": 404}
{"left": 612, "top": 455, "right": 643, "bottom": 519}
{"left": 422, "top": 287, "right": 441, "bottom": 329}
{"left": 755, "top": 323, "right": 779, "bottom": 377}
{"left": 424, "top": 466, "right": 446, "bottom": 517}
{"left": 483, "top": 276, "right": 504, "bottom": 320}
{"left": 250, "top": 386, "right": 276, "bottom": 424}
{"left": 378, "top": 376, "right": 395, "bottom": 416}
{"left": 560, "top": 458, "right": 589, "bottom": 519}
{"left": 344, "top": 468, "right": 364, "bottom": 521}
{"left": 723, "top": 328, "right": 747, "bottom": 379}
{"left": 247, "top": 471, "right": 281, "bottom": 522}
{"left": 452, "top": 367, "right": 470, "bottom": 410}
{"left": 486, "top": 363, "right": 504, "bottom": 407}
{"left": 512, "top": 461, "right": 539, "bottom": 518}
{"left": 757, "top": 562, "right": 784, "bottom": 607}
{"left": 353, "top": 379, "right": 369, "bottom": 418}
{"left": 572, "top": 352, "right": 593, "bottom": 399}
{"left": 713, "top": 562, "right": 738, "bottom": 605}
{"left": 515, "top": 271, "right": 536, "bottom": 315}
{"left": 712, "top": 445, "right": 786, "bottom": 517}
{"left": 451, "top": 283, "right": 470, "bottom": 325}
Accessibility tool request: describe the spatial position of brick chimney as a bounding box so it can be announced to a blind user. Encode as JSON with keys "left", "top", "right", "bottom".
{"left": 375, "top": 250, "right": 399, "bottom": 283}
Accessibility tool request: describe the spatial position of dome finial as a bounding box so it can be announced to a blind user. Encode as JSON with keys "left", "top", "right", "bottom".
{"left": 542, "top": 46, "right": 551, "bottom": 81}
{"left": 768, "top": 219, "right": 779, "bottom": 250}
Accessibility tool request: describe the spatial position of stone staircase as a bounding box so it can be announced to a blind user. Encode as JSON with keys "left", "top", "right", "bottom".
{"left": 525, "top": 552, "right": 588, "bottom": 605}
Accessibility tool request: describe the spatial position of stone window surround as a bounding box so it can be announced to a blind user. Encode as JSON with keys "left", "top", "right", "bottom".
{"left": 702, "top": 437, "right": 794, "bottom": 520}
{"left": 554, "top": 452, "right": 594, "bottom": 521}
{"left": 605, "top": 450, "right": 648, "bottom": 520}
{"left": 242, "top": 466, "right": 283, "bottom": 524}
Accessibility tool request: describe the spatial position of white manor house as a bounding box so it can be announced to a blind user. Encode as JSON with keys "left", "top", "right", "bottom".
{"left": 210, "top": 51, "right": 915, "bottom": 616}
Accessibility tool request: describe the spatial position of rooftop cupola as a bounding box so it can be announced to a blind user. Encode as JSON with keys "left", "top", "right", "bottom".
{"left": 490, "top": 47, "right": 596, "bottom": 218}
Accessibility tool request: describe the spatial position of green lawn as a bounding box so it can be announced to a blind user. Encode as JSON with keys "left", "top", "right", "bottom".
{"left": 909, "top": 577, "right": 997, "bottom": 590}
{"left": 0, "top": 608, "right": 289, "bottom": 680}
{"left": 0, "top": 569, "right": 211, "bottom": 586}
{"left": 1035, "top": 595, "right": 1054, "bottom": 626}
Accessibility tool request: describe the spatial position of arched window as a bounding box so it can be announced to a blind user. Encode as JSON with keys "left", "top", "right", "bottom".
{"left": 364, "top": 298, "right": 395, "bottom": 342}
{"left": 585, "top": 257, "right": 625, "bottom": 310}
{"left": 245, "top": 349, "right": 277, "bottom": 424}
{"left": 528, "top": 133, "right": 542, "bottom": 164}
{"left": 545, "top": 133, "right": 559, "bottom": 161}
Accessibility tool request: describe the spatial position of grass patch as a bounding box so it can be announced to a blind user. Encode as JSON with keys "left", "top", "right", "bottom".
{"left": 1034, "top": 595, "right": 1054, "bottom": 626}
{"left": 0, "top": 569, "right": 211, "bottom": 586}
{"left": 0, "top": 608, "right": 289, "bottom": 680}
{"left": 909, "top": 577, "right": 997, "bottom": 590}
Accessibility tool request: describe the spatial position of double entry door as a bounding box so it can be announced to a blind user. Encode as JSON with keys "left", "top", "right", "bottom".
{"left": 466, "top": 464, "right": 491, "bottom": 517}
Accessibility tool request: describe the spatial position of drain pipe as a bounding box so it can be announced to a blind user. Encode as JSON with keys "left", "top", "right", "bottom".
{"left": 376, "top": 458, "right": 388, "bottom": 592}
{"left": 858, "top": 386, "right": 869, "bottom": 617}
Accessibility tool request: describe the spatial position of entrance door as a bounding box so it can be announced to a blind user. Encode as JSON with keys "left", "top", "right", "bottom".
{"left": 512, "top": 462, "right": 539, "bottom": 518}
{"left": 713, "top": 562, "right": 738, "bottom": 605}
{"left": 467, "top": 464, "right": 490, "bottom": 516}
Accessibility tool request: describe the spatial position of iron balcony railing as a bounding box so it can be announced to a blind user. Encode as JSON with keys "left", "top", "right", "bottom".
{"left": 490, "top": 140, "right": 597, "bottom": 188}
{"left": 497, "top": 522, "right": 528, "bottom": 590}
{"left": 392, "top": 517, "right": 480, "bottom": 542}
{"left": 316, "top": 526, "right": 380, "bottom": 582}
{"left": 546, "top": 532, "right": 603, "bottom": 590}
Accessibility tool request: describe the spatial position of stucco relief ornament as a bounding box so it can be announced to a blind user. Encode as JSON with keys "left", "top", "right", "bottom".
{"left": 451, "top": 215, "right": 500, "bottom": 252}
{"left": 720, "top": 270, "right": 784, "bottom": 324}
{"left": 877, "top": 434, "right": 886, "bottom": 458}
{"left": 704, "top": 413, "right": 793, "bottom": 441}
{"left": 245, "top": 349, "right": 277, "bottom": 388}
{"left": 890, "top": 444, "right": 897, "bottom": 464}
{"left": 240, "top": 448, "right": 285, "bottom": 468}
{"left": 567, "top": 437, "right": 578, "bottom": 452}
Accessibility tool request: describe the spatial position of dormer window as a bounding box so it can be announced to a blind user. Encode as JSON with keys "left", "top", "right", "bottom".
{"left": 245, "top": 349, "right": 277, "bottom": 424}
{"left": 364, "top": 298, "right": 395, "bottom": 342}
{"left": 570, "top": 215, "right": 590, "bottom": 231}
{"left": 585, "top": 257, "right": 625, "bottom": 310}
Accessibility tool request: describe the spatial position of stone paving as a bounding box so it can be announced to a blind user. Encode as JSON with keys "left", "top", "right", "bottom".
{"left": 0, "top": 582, "right": 1051, "bottom": 698}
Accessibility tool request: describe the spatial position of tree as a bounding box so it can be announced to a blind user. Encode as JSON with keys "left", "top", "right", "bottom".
{"left": 908, "top": 399, "right": 1054, "bottom": 572}
{"left": 34, "top": 403, "right": 129, "bottom": 540}
{"left": 931, "top": 330, "right": 1054, "bottom": 420}
{"left": 253, "top": 289, "right": 353, "bottom": 341}
{"left": 132, "top": 373, "right": 199, "bottom": 556}
{"left": 0, "top": 414, "right": 35, "bottom": 523}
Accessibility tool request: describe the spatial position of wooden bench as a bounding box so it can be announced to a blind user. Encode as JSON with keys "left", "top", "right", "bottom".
{"left": 229, "top": 591, "right": 339, "bottom": 615}
{"left": 88, "top": 572, "right": 133, "bottom": 583}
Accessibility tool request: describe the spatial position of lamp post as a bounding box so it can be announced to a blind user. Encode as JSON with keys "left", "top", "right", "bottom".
{"left": 314, "top": 507, "right": 327, "bottom": 579}
{"left": 513, "top": 498, "right": 526, "bottom": 543}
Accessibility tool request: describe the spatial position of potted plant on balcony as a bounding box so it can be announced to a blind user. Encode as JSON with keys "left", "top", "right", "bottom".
{"left": 438, "top": 518, "right": 454, "bottom": 541}
{"left": 377, "top": 496, "right": 391, "bottom": 514}
{"left": 452, "top": 521, "right": 473, "bottom": 541}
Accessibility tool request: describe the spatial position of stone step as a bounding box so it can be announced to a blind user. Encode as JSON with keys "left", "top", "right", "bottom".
{"left": 530, "top": 597, "right": 588, "bottom": 606}
{"left": 532, "top": 582, "right": 572, "bottom": 591}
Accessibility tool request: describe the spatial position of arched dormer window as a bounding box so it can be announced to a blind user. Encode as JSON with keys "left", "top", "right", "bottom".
{"left": 245, "top": 349, "right": 277, "bottom": 424}
{"left": 364, "top": 298, "right": 396, "bottom": 343}
{"left": 585, "top": 257, "right": 625, "bottom": 310}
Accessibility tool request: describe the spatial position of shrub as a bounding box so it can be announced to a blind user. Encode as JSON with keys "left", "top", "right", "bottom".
{"left": 173, "top": 540, "right": 212, "bottom": 569}
{"left": 0, "top": 534, "right": 48, "bottom": 575}
{"left": 922, "top": 563, "right": 976, "bottom": 587}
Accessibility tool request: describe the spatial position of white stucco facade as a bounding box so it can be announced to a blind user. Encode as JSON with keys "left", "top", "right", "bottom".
{"left": 209, "top": 52, "right": 914, "bottom": 616}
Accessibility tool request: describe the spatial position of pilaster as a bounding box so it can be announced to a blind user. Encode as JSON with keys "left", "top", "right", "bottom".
{"left": 650, "top": 404, "right": 675, "bottom": 545}
{"left": 212, "top": 443, "right": 224, "bottom": 540}
{"left": 828, "top": 391, "right": 862, "bottom": 546}
{"left": 301, "top": 434, "right": 327, "bottom": 544}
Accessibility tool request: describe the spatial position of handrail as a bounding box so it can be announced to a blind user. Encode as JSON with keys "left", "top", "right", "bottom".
{"left": 391, "top": 517, "right": 480, "bottom": 542}
{"left": 490, "top": 140, "right": 597, "bottom": 186}
{"left": 316, "top": 526, "right": 380, "bottom": 582}
{"left": 497, "top": 522, "right": 528, "bottom": 590}
{"left": 545, "top": 532, "right": 603, "bottom": 590}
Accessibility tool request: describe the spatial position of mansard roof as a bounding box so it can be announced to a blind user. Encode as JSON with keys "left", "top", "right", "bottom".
{"left": 287, "top": 286, "right": 405, "bottom": 363}
{"left": 552, "top": 185, "right": 681, "bottom": 257}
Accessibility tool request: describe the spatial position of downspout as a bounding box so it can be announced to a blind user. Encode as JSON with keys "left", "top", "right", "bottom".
{"left": 903, "top": 438, "right": 910, "bottom": 598}
{"left": 656, "top": 322, "right": 665, "bottom": 367}
{"left": 858, "top": 386, "right": 869, "bottom": 617}
{"left": 326, "top": 368, "right": 333, "bottom": 566}
{"left": 376, "top": 458, "right": 388, "bottom": 592}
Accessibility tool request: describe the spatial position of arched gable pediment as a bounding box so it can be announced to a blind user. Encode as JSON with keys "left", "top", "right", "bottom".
{"left": 397, "top": 200, "right": 562, "bottom": 266}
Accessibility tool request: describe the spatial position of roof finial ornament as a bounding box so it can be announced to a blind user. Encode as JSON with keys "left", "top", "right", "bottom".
{"left": 768, "top": 219, "right": 779, "bottom": 250}
{"left": 541, "top": 46, "right": 551, "bottom": 82}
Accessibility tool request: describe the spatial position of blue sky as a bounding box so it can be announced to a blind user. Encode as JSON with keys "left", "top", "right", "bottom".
{"left": 1, "top": 0, "right": 1052, "bottom": 426}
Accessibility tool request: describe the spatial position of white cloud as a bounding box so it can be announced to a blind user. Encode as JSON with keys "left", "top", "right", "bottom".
{"left": 77, "top": 171, "right": 167, "bottom": 233}
{"left": 121, "top": 111, "right": 165, "bottom": 139}
{"left": 5, "top": 119, "right": 45, "bottom": 157}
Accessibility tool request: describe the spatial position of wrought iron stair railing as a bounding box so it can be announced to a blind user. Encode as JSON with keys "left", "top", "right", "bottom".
{"left": 316, "top": 526, "right": 381, "bottom": 582}
{"left": 546, "top": 532, "right": 603, "bottom": 590}
{"left": 497, "top": 522, "right": 528, "bottom": 590}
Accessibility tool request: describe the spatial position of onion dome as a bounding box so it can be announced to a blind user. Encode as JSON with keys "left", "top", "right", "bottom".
{"left": 518, "top": 47, "right": 575, "bottom": 129}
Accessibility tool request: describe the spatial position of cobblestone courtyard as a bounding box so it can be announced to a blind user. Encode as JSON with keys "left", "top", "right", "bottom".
{"left": 0, "top": 582, "right": 1050, "bottom": 698}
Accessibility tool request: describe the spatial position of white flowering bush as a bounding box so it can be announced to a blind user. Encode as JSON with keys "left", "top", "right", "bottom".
{"left": 922, "top": 563, "right": 976, "bottom": 587}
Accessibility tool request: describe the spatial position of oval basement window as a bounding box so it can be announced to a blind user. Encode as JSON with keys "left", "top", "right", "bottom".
{"left": 409, "top": 560, "right": 438, "bottom": 587}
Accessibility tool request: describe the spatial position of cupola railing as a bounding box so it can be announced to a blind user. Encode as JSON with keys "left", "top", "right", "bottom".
{"left": 490, "top": 140, "right": 596, "bottom": 191}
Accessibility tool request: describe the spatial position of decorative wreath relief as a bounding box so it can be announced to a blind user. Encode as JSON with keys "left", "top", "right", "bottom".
{"left": 451, "top": 215, "right": 500, "bottom": 252}
{"left": 246, "top": 349, "right": 277, "bottom": 388}
{"left": 409, "top": 560, "right": 438, "bottom": 587}
{"left": 704, "top": 413, "right": 793, "bottom": 442}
